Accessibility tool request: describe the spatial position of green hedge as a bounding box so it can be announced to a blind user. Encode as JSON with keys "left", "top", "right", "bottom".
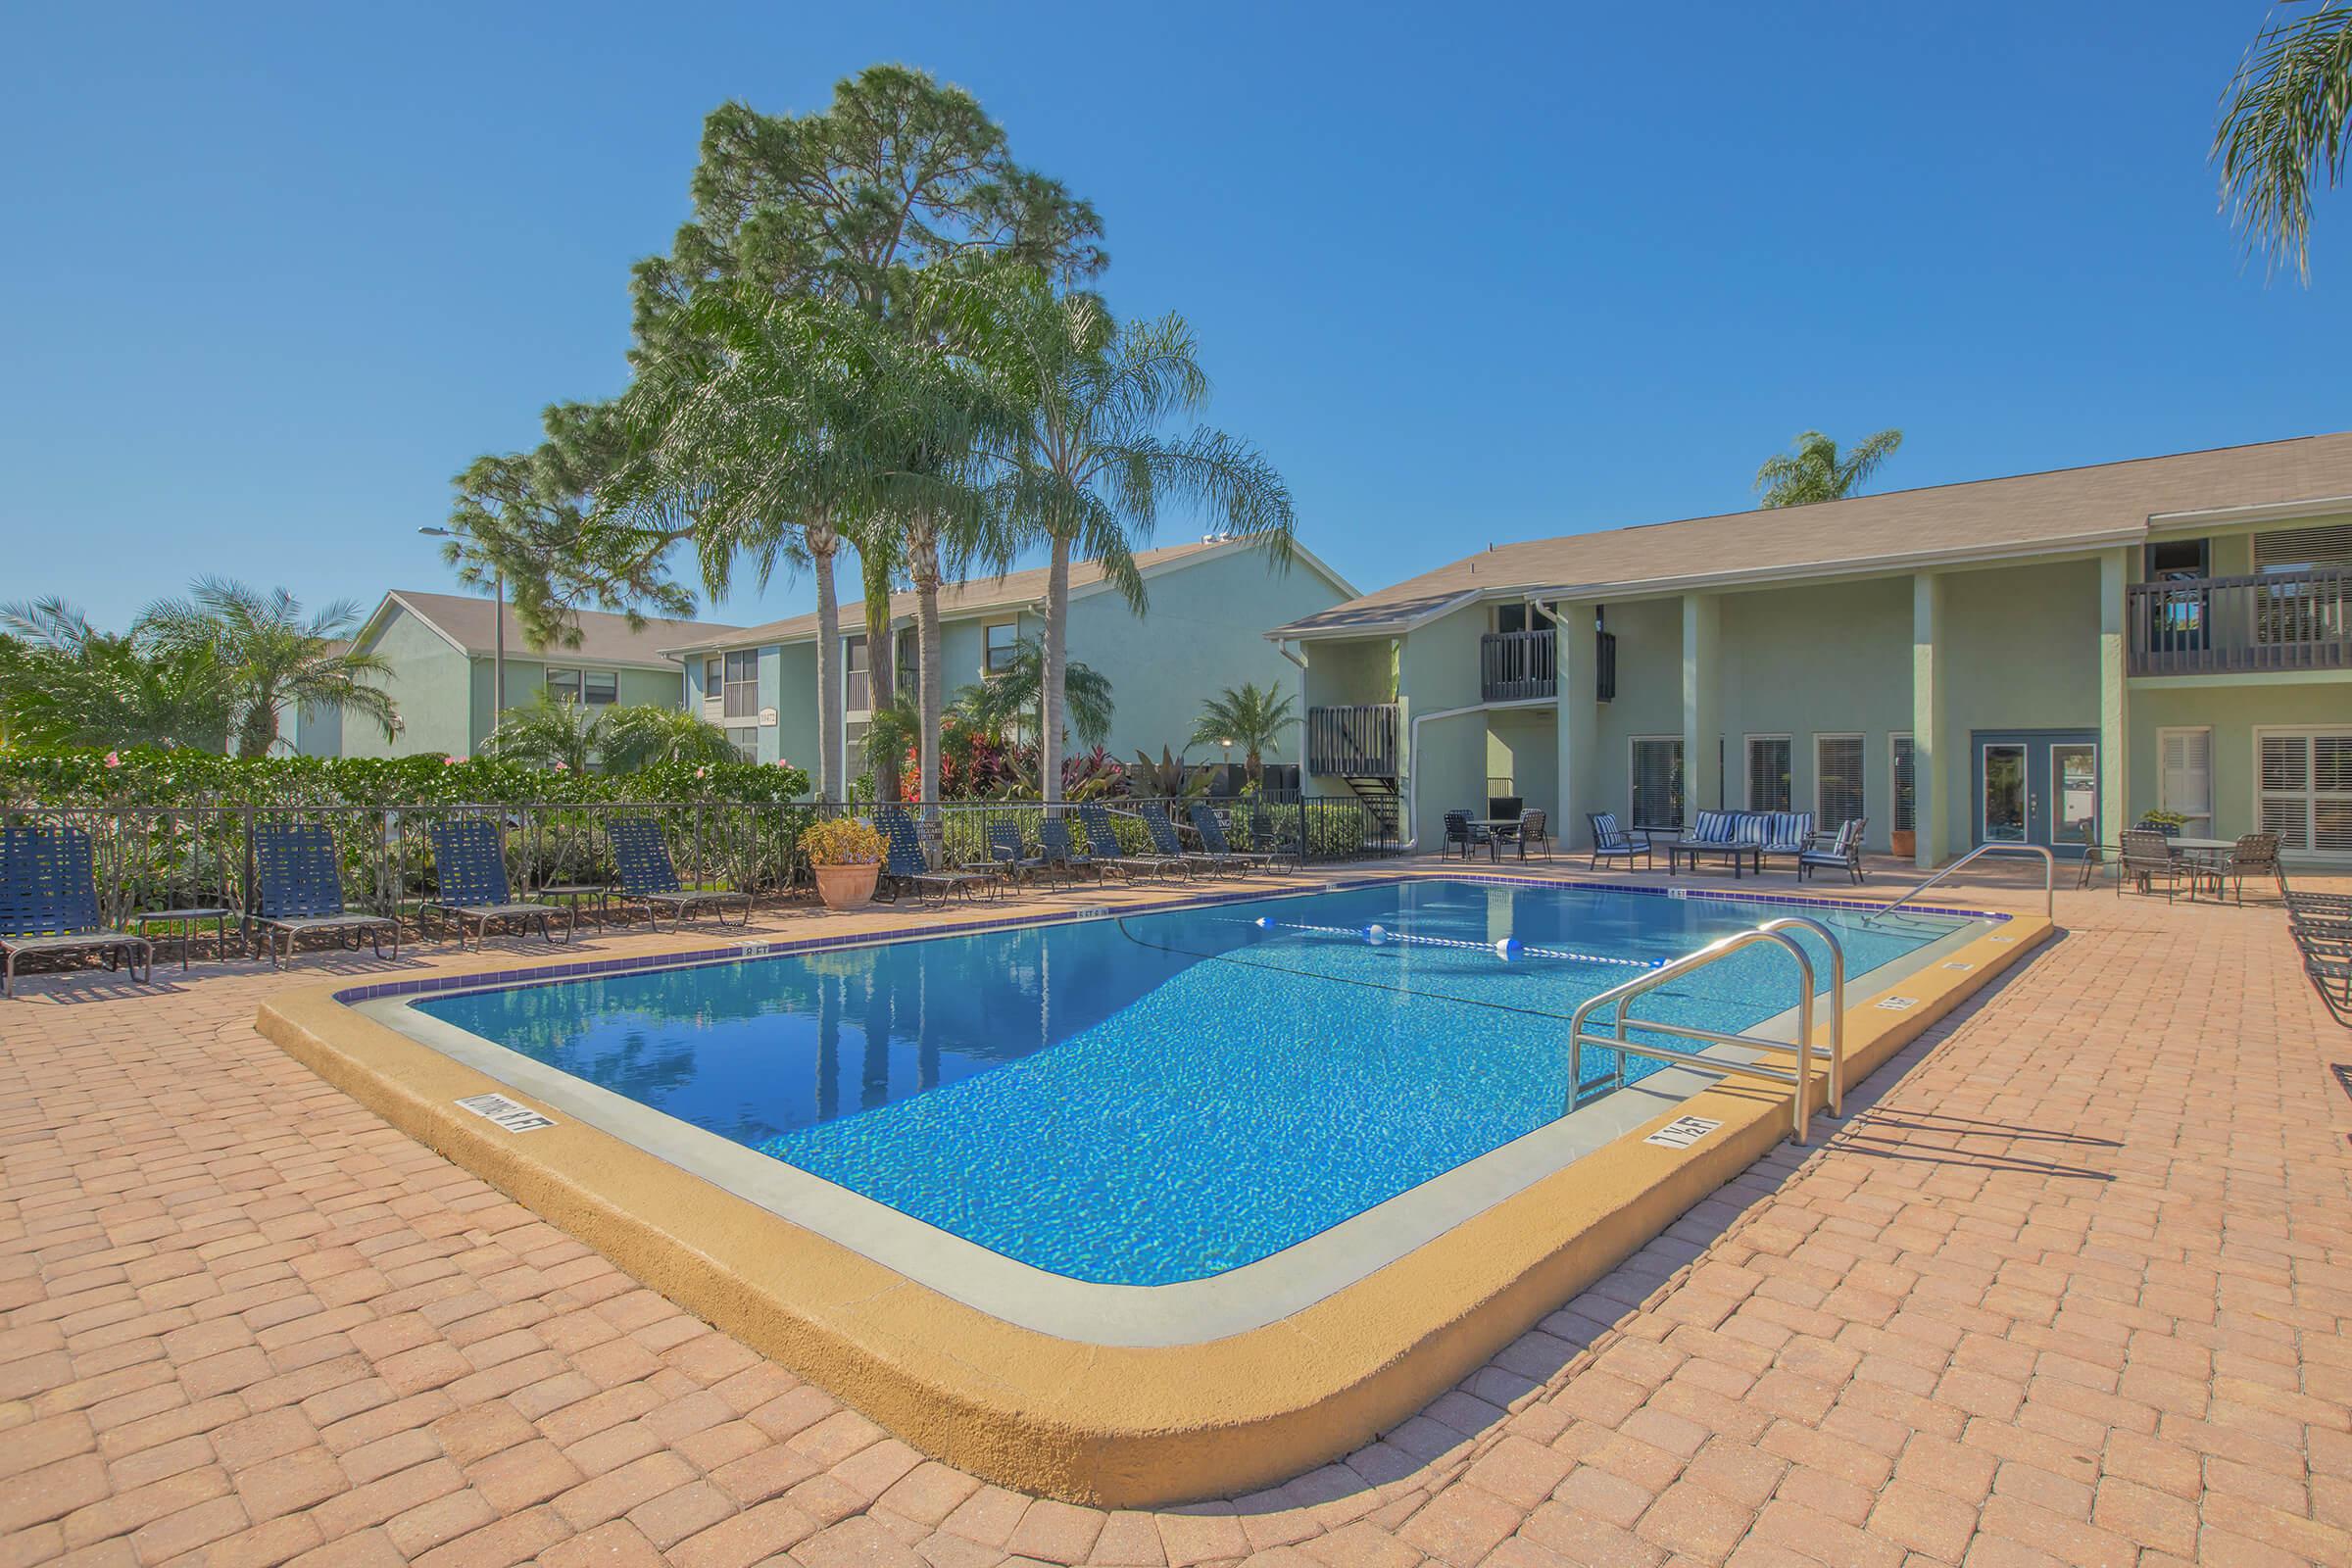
{"left": 0, "top": 747, "right": 809, "bottom": 808}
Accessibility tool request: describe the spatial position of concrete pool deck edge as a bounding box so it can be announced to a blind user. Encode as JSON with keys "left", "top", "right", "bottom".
{"left": 253, "top": 900, "right": 2053, "bottom": 1507}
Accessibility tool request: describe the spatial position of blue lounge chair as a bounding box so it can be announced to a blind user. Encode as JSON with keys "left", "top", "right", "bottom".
{"left": 1796, "top": 818, "right": 1868, "bottom": 884}
{"left": 1587, "top": 812, "right": 1654, "bottom": 870}
{"left": 424, "top": 819, "right": 570, "bottom": 949}
{"left": 252, "top": 822, "right": 400, "bottom": 967}
{"left": 1077, "top": 804, "right": 1188, "bottom": 881}
{"left": 1250, "top": 804, "right": 1304, "bottom": 872}
{"left": 1139, "top": 803, "right": 1214, "bottom": 876}
{"left": 1, "top": 825, "right": 153, "bottom": 998}
{"left": 986, "top": 821, "right": 1053, "bottom": 888}
{"left": 1187, "top": 803, "right": 1270, "bottom": 874}
{"left": 1668, "top": 810, "right": 1760, "bottom": 878}
{"left": 608, "top": 817, "right": 751, "bottom": 930}
{"left": 875, "top": 807, "right": 991, "bottom": 905}
{"left": 1038, "top": 816, "right": 1101, "bottom": 882}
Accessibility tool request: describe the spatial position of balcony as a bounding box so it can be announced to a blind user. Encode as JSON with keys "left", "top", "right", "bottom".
{"left": 2127, "top": 567, "right": 2352, "bottom": 677}
{"left": 1480, "top": 629, "right": 1556, "bottom": 701}
{"left": 1305, "top": 703, "right": 1398, "bottom": 776}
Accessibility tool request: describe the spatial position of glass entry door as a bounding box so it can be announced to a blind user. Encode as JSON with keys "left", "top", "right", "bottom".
{"left": 1972, "top": 729, "right": 2099, "bottom": 856}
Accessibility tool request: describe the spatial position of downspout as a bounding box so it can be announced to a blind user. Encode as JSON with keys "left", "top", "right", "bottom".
{"left": 1274, "top": 638, "right": 1307, "bottom": 671}
{"left": 1398, "top": 699, "right": 1509, "bottom": 854}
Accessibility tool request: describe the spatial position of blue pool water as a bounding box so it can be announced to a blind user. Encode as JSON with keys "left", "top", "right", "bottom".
{"left": 413, "top": 880, "right": 1972, "bottom": 1285}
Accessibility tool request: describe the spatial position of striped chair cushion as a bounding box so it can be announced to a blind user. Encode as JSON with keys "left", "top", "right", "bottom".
{"left": 1759, "top": 811, "right": 1814, "bottom": 852}
{"left": 1691, "top": 810, "right": 1736, "bottom": 844}
{"left": 1590, "top": 812, "right": 1629, "bottom": 850}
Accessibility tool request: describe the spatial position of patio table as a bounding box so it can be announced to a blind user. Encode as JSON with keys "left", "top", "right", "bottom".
{"left": 1460, "top": 817, "right": 1516, "bottom": 862}
{"left": 1666, "top": 838, "right": 1760, "bottom": 878}
{"left": 130, "top": 905, "right": 240, "bottom": 972}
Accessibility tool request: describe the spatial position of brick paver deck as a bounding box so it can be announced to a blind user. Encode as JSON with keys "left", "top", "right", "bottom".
{"left": 4, "top": 865, "right": 2348, "bottom": 1566}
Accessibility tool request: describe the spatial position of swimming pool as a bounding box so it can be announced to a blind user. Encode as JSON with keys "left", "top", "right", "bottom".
{"left": 402, "top": 878, "right": 1975, "bottom": 1288}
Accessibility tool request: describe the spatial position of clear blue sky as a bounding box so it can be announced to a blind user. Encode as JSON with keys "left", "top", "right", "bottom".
{"left": 2, "top": 3, "right": 2339, "bottom": 633}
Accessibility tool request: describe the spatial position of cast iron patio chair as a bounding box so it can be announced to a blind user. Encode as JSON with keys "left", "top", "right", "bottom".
{"left": 0, "top": 824, "right": 153, "bottom": 998}
{"left": 251, "top": 821, "right": 400, "bottom": 967}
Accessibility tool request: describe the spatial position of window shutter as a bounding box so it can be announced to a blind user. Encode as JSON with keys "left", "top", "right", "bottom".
{"left": 2253, "top": 522, "right": 2352, "bottom": 572}
{"left": 1890, "top": 736, "right": 1916, "bottom": 832}
{"left": 2158, "top": 729, "right": 2213, "bottom": 818}
{"left": 1745, "top": 737, "right": 1791, "bottom": 813}
{"left": 1631, "top": 738, "right": 1683, "bottom": 830}
{"left": 1815, "top": 736, "right": 1865, "bottom": 826}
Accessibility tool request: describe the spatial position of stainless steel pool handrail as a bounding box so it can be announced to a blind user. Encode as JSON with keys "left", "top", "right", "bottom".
{"left": 1866, "top": 842, "right": 2056, "bottom": 923}
{"left": 1562, "top": 917, "right": 1846, "bottom": 1145}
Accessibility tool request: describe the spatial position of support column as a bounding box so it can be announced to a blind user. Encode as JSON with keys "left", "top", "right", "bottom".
{"left": 1911, "top": 572, "right": 1948, "bottom": 869}
{"left": 1556, "top": 603, "right": 1598, "bottom": 846}
{"left": 2098, "top": 549, "right": 2131, "bottom": 845}
{"left": 1681, "top": 593, "right": 1721, "bottom": 821}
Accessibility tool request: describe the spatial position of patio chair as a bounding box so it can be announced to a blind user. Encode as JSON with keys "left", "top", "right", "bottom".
{"left": 0, "top": 825, "right": 154, "bottom": 998}
{"left": 1250, "top": 805, "right": 1304, "bottom": 872}
{"left": 1495, "top": 807, "right": 1551, "bottom": 861}
{"left": 1139, "top": 803, "right": 1218, "bottom": 876}
{"left": 423, "top": 819, "right": 570, "bottom": 950}
{"left": 1587, "top": 812, "right": 1654, "bottom": 871}
{"left": 1755, "top": 811, "right": 1816, "bottom": 869}
{"left": 1038, "top": 816, "right": 1102, "bottom": 882}
{"left": 607, "top": 817, "right": 751, "bottom": 931}
{"left": 251, "top": 822, "right": 400, "bottom": 968}
{"left": 874, "top": 807, "right": 991, "bottom": 906}
{"left": 986, "top": 822, "right": 1054, "bottom": 888}
{"left": 1796, "top": 817, "right": 1868, "bottom": 885}
{"left": 1188, "top": 803, "right": 1272, "bottom": 874}
{"left": 2116, "top": 828, "right": 2187, "bottom": 903}
{"left": 2190, "top": 832, "right": 2282, "bottom": 906}
{"left": 1444, "top": 809, "right": 1495, "bottom": 862}
{"left": 2286, "top": 907, "right": 2352, "bottom": 1024}
{"left": 1077, "top": 804, "right": 1189, "bottom": 881}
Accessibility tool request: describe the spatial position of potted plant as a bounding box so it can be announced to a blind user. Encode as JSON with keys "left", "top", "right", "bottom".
{"left": 799, "top": 817, "right": 886, "bottom": 910}
{"left": 2136, "top": 808, "right": 2190, "bottom": 838}
{"left": 1890, "top": 825, "right": 1916, "bottom": 858}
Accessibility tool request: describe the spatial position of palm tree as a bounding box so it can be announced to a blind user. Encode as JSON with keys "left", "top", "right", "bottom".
{"left": 2215, "top": 5, "right": 2352, "bottom": 282}
{"left": 599, "top": 706, "right": 741, "bottom": 771}
{"left": 1753, "top": 429, "right": 1904, "bottom": 509}
{"left": 478, "top": 690, "right": 606, "bottom": 772}
{"left": 952, "top": 272, "right": 1296, "bottom": 804}
{"left": 617, "top": 288, "right": 910, "bottom": 802}
{"left": 0, "top": 599, "right": 236, "bottom": 752}
{"left": 136, "top": 579, "right": 398, "bottom": 758}
{"left": 950, "top": 634, "right": 1112, "bottom": 749}
{"left": 1188, "top": 682, "right": 1297, "bottom": 785}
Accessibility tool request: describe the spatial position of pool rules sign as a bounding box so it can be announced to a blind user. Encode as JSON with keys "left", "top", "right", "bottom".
{"left": 1644, "top": 1115, "right": 1720, "bottom": 1150}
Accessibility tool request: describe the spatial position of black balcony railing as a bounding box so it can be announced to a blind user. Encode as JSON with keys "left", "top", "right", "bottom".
{"left": 1480, "top": 629, "right": 1557, "bottom": 700}
{"left": 2128, "top": 566, "right": 2352, "bottom": 676}
{"left": 1305, "top": 703, "right": 1399, "bottom": 776}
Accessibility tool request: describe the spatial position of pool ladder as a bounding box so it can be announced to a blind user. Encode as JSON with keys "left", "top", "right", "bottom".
{"left": 1564, "top": 916, "right": 1846, "bottom": 1146}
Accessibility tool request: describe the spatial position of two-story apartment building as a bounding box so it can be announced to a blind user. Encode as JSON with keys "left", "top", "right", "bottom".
{"left": 1269, "top": 433, "right": 2352, "bottom": 866}
{"left": 665, "top": 537, "right": 1357, "bottom": 783}
{"left": 314, "top": 590, "right": 743, "bottom": 759}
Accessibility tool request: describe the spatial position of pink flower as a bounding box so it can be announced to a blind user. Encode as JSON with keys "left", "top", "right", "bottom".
{"left": 103, "top": 751, "right": 121, "bottom": 768}
{"left": 552, "top": 761, "right": 569, "bottom": 771}
{"left": 694, "top": 766, "right": 708, "bottom": 779}
{"left": 445, "top": 756, "right": 464, "bottom": 765}
{"left": 774, "top": 758, "right": 791, "bottom": 768}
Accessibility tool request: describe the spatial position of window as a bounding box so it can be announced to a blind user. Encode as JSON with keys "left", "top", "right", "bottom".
{"left": 1815, "top": 734, "right": 1865, "bottom": 827}
{"left": 2158, "top": 727, "right": 2213, "bottom": 827}
{"left": 582, "top": 670, "right": 617, "bottom": 706}
{"left": 2143, "top": 537, "right": 2210, "bottom": 581}
{"left": 721, "top": 651, "right": 759, "bottom": 720}
{"left": 702, "top": 658, "right": 723, "bottom": 718}
{"left": 1744, "top": 736, "right": 1792, "bottom": 812}
{"left": 544, "top": 667, "right": 579, "bottom": 705}
{"left": 2258, "top": 729, "right": 2352, "bottom": 856}
{"left": 1890, "top": 734, "right": 1917, "bottom": 833}
{"left": 724, "top": 726, "right": 759, "bottom": 762}
{"left": 984, "top": 622, "right": 1019, "bottom": 675}
{"left": 2253, "top": 521, "right": 2352, "bottom": 573}
{"left": 1630, "top": 737, "right": 1684, "bottom": 831}
{"left": 844, "top": 636, "right": 869, "bottom": 712}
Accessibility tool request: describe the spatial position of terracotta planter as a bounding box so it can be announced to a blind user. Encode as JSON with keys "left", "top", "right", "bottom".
{"left": 1889, "top": 829, "right": 1916, "bottom": 859}
{"left": 812, "top": 860, "right": 880, "bottom": 911}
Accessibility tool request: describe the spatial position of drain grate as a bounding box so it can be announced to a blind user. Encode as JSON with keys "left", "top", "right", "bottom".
{"left": 455, "top": 1093, "right": 555, "bottom": 1133}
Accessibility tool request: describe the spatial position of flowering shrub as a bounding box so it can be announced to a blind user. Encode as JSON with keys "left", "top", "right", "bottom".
{"left": 799, "top": 817, "right": 885, "bottom": 866}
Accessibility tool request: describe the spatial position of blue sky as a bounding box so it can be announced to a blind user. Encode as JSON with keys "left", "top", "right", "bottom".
{"left": 2, "top": 3, "right": 2339, "bottom": 633}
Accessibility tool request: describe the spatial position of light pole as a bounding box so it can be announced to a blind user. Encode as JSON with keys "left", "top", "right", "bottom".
{"left": 1221, "top": 736, "right": 1234, "bottom": 790}
{"left": 417, "top": 527, "right": 504, "bottom": 723}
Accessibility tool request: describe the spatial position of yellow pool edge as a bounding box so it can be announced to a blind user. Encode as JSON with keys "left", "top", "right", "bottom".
{"left": 253, "top": 908, "right": 2052, "bottom": 1506}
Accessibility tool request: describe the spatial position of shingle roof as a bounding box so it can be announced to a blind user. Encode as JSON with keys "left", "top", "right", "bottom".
{"left": 374, "top": 591, "right": 743, "bottom": 668}
{"left": 663, "top": 537, "right": 1311, "bottom": 655}
{"left": 1268, "top": 431, "right": 2352, "bottom": 638}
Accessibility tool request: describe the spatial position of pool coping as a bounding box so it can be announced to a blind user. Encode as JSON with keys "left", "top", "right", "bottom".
{"left": 255, "top": 872, "right": 2053, "bottom": 1506}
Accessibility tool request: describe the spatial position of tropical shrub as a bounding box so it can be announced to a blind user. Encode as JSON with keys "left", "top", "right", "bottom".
{"left": 799, "top": 817, "right": 885, "bottom": 866}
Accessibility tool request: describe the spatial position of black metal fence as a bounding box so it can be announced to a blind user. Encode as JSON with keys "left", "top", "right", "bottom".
{"left": 0, "top": 793, "right": 1388, "bottom": 947}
